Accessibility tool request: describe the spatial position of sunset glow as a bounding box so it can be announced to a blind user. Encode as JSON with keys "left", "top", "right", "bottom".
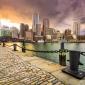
{"left": 0, "top": 19, "right": 20, "bottom": 29}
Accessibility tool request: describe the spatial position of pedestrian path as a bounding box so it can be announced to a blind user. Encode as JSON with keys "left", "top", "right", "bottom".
{"left": 0, "top": 46, "right": 64, "bottom": 85}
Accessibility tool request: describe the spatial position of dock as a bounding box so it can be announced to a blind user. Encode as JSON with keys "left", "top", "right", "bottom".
{"left": 0, "top": 46, "right": 64, "bottom": 85}
{"left": 0, "top": 46, "right": 85, "bottom": 85}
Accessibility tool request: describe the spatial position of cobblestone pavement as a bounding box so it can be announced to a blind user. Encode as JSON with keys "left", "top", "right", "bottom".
{"left": 0, "top": 46, "right": 64, "bottom": 85}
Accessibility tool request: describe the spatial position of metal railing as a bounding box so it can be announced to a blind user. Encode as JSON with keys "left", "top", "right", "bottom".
{"left": 1, "top": 41, "right": 85, "bottom": 79}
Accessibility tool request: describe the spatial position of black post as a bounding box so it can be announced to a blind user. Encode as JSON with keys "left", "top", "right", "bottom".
{"left": 13, "top": 44, "right": 17, "bottom": 51}
{"left": 22, "top": 41, "right": 26, "bottom": 53}
{"left": 70, "top": 51, "right": 80, "bottom": 72}
{"left": 2, "top": 42, "right": 5, "bottom": 47}
{"left": 59, "top": 40, "right": 66, "bottom": 66}
{"left": 62, "top": 51, "right": 85, "bottom": 79}
{"left": 59, "top": 51, "right": 66, "bottom": 66}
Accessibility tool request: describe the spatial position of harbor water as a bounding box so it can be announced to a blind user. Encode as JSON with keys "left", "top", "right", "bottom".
{"left": 8, "top": 42, "right": 85, "bottom": 71}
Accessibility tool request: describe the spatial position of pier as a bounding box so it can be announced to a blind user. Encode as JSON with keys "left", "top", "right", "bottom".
{"left": 0, "top": 46, "right": 64, "bottom": 85}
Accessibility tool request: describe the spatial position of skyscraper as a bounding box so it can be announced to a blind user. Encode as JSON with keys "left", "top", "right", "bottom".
{"left": 20, "top": 23, "right": 25, "bottom": 38}
{"left": 73, "top": 22, "right": 80, "bottom": 36}
{"left": 36, "top": 24, "right": 41, "bottom": 36}
{"left": 20, "top": 23, "right": 29, "bottom": 39}
{"left": 43, "top": 18, "right": 49, "bottom": 36}
{"left": 32, "top": 13, "right": 40, "bottom": 34}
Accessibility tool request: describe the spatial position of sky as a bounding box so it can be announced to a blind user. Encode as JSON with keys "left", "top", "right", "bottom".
{"left": 0, "top": 0, "right": 85, "bottom": 30}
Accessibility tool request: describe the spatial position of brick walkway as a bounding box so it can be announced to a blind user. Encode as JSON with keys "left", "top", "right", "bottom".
{"left": 0, "top": 46, "right": 64, "bottom": 85}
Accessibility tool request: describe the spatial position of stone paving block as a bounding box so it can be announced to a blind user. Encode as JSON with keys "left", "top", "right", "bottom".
{"left": 0, "top": 46, "right": 64, "bottom": 85}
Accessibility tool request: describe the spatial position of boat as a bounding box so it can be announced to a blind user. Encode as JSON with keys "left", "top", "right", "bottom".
{"left": 37, "top": 40, "right": 44, "bottom": 43}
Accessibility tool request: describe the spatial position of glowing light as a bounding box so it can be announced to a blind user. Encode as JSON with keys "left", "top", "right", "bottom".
{"left": 0, "top": 19, "right": 20, "bottom": 29}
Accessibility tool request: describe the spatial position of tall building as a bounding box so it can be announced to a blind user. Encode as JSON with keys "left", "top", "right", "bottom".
{"left": 20, "top": 23, "right": 29, "bottom": 39}
{"left": 25, "top": 24, "right": 29, "bottom": 31}
{"left": 20, "top": 23, "right": 25, "bottom": 38}
{"left": 73, "top": 22, "right": 80, "bottom": 36}
{"left": 43, "top": 18, "right": 49, "bottom": 36}
{"left": 36, "top": 24, "right": 41, "bottom": 36}
{"left": 32, "top": 13, "right": 40, "bottom": 34}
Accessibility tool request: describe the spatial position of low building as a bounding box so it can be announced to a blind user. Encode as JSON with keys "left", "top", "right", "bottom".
{"left": 10, "top": 27, "right": 19, "bottom": 39}
{"left": 25, "top": 30, "right": 33, "bottom": 41}
{"left": 64, "top": 29, "right": 73, "bottom": 41}
{"left": 34, "top": 35, "right": 43, "bottom": 42}
{"left": 0, "top": 28, "right": 11, "bottom": 41}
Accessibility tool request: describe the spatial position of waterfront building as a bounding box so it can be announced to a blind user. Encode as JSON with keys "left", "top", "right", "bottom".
{"left": 36, "top": 24, "right": 42, "bottom": 36}
{"left": 45, "top": 28, "right": 54, "bottom": 42}
{"left": 25, "top": 30, "right": 33, "bottom": 41}
{"left": 42, "top": 18, "right": 49, "bottom": 36}
{"left": 10, "top": 27, "right": 19, "bottom": 39}
{"left": 20, "top": 23, "right": 25, "bottom": 39}
{"left": 25, "top": 24, "right": 29, "bottom": 31}
{"left": 56, "top": 31, "right": 62, "bottom": 40}
{"left": 20, "top": 23, "right": 29, "bottom": 39}
{"left": 64, "top": 29, "right": 73, "bottom": 41}
{"left": 73, "top": 22, "right": 80, "bottom": 38}
{"left": 0, "top": 28, "right": 11, "bottom": 41}
{"left": 32, "top": 12, "right": 40, "bottom": 41}
{"left": 34, "top": 35, "right": 43, "bottom": 42}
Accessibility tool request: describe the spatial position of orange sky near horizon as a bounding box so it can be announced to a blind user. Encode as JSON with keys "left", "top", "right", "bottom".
{"left": 0, "top": 6, "right": 32, "bottom": 26}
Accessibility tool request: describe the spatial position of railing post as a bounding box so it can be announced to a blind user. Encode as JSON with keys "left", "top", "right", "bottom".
{"left": 62, "top": 51, "right": 85, "bottom": 79}
{"left": 13, "top": 44, "right": 17, "bottom": 51}
{"left": 2, "top": 42, "right": 5, "bottom": 47}
{"left": 59, "top": 41, "right": 66, "bottom": 66}
{"left": 22, "top": 41, "right": 26, "bottom": 53}
{"left": 59, "top": 50, "right": 66, "bottom": 66}
{"left": 70, "top": 51, "right": 80, "bottom": 72}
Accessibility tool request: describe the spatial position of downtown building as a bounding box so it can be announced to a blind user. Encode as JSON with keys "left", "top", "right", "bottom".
{"left": 73, "top": 21, "right": 80, "bottom": 39}
{"left": 20, "top": 23, "right": 29, "bottom": 39}
{"left": 42, "top": 18, "right": 50, "bottom": 41}
{"left": 25, "top": 29, "right": 33, "bottom": 42}
{"left": 10, "top": 27, "right": 19, "bottom": 41}
{"left": 64, "top": 29, "right": 73, "bottom": 41}
{"left": 32, "top": 13, "right": 43, "bottom": 41}
{"left": 0, "top": 26, "right": 11, "bottom": 41}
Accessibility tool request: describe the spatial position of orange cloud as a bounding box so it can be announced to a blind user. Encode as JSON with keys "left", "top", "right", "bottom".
{"left": 0, "top": 6, "right": 32, "bottom": 26}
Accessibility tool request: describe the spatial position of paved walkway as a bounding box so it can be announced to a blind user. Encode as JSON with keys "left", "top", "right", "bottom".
{"left": 0, "top": 46, "right": 64, "bottom": 85}
{"left": 14, "top": 48, "right": 85, "bottom": 85}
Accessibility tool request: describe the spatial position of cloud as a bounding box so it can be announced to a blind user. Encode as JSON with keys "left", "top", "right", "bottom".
{"left": 0, "top": 0, "right": 85, "bottom": 27}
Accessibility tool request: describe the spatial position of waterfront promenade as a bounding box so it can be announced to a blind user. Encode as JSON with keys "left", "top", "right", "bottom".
{"left": 0, "top": 46, "right": 64, "bottom": 85}
{"left": 0, "top": 46, "right": 85, "bottom": 85}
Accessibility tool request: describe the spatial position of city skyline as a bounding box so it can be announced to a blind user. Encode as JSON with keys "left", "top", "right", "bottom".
{"left": 0, "top": 0, "right": 85, "bottom": 31}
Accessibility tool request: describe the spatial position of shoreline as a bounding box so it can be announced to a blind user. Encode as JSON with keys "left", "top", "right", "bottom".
{"left": 1, "top": 46, "right": 85, "bottom": 85}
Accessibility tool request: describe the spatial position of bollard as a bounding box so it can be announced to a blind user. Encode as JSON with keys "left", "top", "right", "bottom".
{"left": 62, "top": 51, "right": 85, "bottom": 79}
{"left": 59, "top": 40, "right": 66, "bottom": 66}
{"left": 59, "top": 51, "right": 66, "bottom": 66}
{"left": 13, "top": 44, "right": 17, "bottom": 51}
{"left": 22, "top": 46, "right": 26, "bottom": 53}
{"left": 61, "top": 42, "right": 64, "bottom": 49}
{"left": 2, "top": 42, "right": 5, "bottom": 47}
{"left": 22, "top": 41, "right": 26, "bottom": 53}
{"left": 70, "top": 51, "right": 80, "bottom": 72}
